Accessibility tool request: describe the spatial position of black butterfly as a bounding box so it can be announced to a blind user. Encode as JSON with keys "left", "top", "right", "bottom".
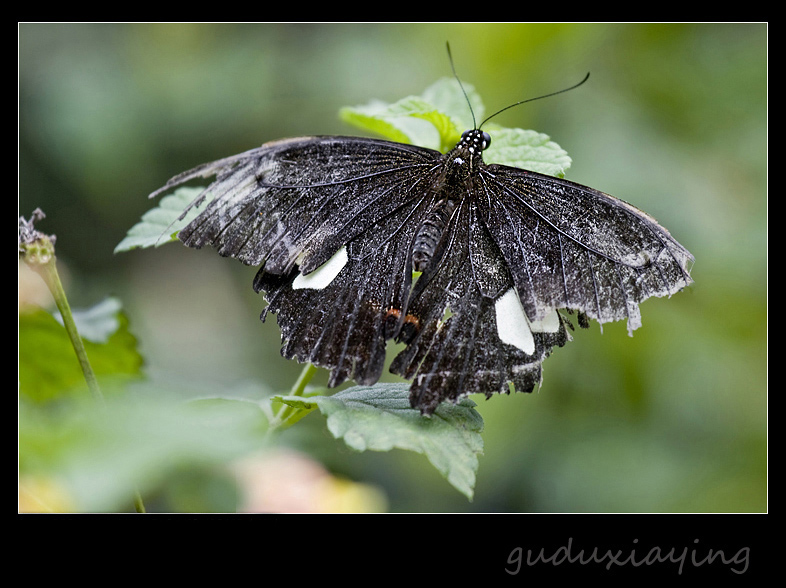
{"left": 150, "top": 76, "right": 693, "bottom": 415}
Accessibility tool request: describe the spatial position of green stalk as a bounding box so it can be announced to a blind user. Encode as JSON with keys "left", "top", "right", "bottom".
{"left": 289, "top": 363, "right": 318, "bottom": 398}
{"left": 133, "top": 490, "right": 146, "bottom": 513}
{"left": 269, "top": 363, "right": 318, "bottom": 430}
{"left": 32, "top": 249, "right": 104, "bottom": 405}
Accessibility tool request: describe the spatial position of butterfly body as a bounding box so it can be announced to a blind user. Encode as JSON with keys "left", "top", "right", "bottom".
{"left": 156, "top": 128, "right": 692, "bottom": 415}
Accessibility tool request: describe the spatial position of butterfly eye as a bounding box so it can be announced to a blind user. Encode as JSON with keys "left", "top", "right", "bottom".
{"left": 481, "top": 131, "right": 491, "bottom": 150}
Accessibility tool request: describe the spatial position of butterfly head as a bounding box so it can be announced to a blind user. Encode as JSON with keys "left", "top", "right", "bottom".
{"left": 446, "top": 129, "right": 491, "bottom": 176}
{"left": 458, "top": 129, "right": 491, "bottom": 153}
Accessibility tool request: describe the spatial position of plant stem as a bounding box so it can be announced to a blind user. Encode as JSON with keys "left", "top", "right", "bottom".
{"left": 34, "top": 252, "right": 105, "bottom": 405}
{"left": 289, "top": 363, "right": 318, "bottom": 397}
{"left": 268, "top": 363, "right": 318, "bottom": 430}
{"left": 133, "top": 490, "right": 146, "bottom": 513}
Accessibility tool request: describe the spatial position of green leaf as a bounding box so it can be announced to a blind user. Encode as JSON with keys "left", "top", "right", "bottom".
{"left": 340, "top": 77, "right": 571, "bottom": 176}
{"left": 114, "top": 187, "right": 205, "bottom": 253}
{"left": 19, "top": 393, "right": 267, "bottom": 512}
{"left": 278, "top": 383, "right": 484, "bottom": 500}
{"left": 340, "top": 99, "right": 430, "bottom": 145}
{"left": 419, "top": 76, "right": 484, "bottom": 137}
{"left": 269, "top": 393, "right": 320, "bottom": 428}
{"left": 272, "top": 395, "right": 319, "bottom": 412}
{"left": 484, "top": 127, "right": 572, "bottom": 178}
{"left": 19, "top": 299, "right": 144, "bottom": 403}
{"left": 340, "top": 98, "right": 443, "bottom": 151}
{"left": 341, "top": 77, "right": 482, "bottom": 152}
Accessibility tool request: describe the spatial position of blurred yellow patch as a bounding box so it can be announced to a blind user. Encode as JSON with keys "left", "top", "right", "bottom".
{"left": 19, "top": 476, "right": 74, "bottom": 513}
{"left": 232, "top": 449, "right": 387, "bottom": 513}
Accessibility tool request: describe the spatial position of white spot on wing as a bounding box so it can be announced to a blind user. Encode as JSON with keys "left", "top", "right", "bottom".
{"left": 495, "top": 288, "right": 562, "bottom": 353}
{"left": 495, "top": 288, "right": 535, "bottom": 355}
{"left": 529, "top": 309, "right": 561, "bottom": 333}
{"left": 292, "top": 247, "right": 348, "bottom": 290}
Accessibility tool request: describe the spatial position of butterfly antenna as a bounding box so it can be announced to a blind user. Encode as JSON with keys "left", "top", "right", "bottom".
{"left": 479, "top": 71, "right": 590, "bottom": 129}
{"left": 446, "top": 42, "right": 477, "bottom": 129}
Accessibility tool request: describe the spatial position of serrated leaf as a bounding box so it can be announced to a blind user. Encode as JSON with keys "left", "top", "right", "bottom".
{"left": 19, "top": 300, "right": 144, "bottom": 403}
{"left": 340, "top": 77, "right": 571, "bottom": 176}
{"left": 340, "top": 78, "right": 482, "bottom": 152}
{"left": 341, "top": 99, "right": 443, "bottom": 151}
{"left": 340, "top": 100, "right": 428, "bottom": 144}
{"left": 284, "top": 384, "right": 484, "bottom": 500}
{"left": 420, "top": 77, "right": 483, "bottom": 135}
{"left": 484, "top": 127, "right": 572, "bottom": 177}
{"left": 114, "top": 187, "right": 206, "bottom": 253}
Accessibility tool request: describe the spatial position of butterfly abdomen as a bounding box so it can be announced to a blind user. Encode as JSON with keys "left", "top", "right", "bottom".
{"left": 412, "top": 197, "right": 458, "bottom": 273}
{"left": 383, "top": 307, "right": 422, "bottom": 344}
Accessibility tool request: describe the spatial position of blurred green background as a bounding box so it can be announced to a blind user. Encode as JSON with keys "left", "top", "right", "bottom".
{"left": 19, "top": 23, "right": 766, "bottom": 513}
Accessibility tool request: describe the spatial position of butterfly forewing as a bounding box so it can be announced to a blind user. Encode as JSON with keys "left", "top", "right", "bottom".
{"left": 477, "top": 164, "right": 693, "bottom": 332}
{"left": 177, "top": 137, "right": 440, "bottom": 273}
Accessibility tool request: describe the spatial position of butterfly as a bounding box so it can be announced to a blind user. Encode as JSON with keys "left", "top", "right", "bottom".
{"left": 149, "top": 69, "right": 693, "bottom": 416}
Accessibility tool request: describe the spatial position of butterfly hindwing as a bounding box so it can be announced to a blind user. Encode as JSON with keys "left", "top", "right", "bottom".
{"left": 388, "top": 196, "right": 569, "bottom": 414}
{"left": 254, "top": 192, "right": 435, "bottom": 388}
